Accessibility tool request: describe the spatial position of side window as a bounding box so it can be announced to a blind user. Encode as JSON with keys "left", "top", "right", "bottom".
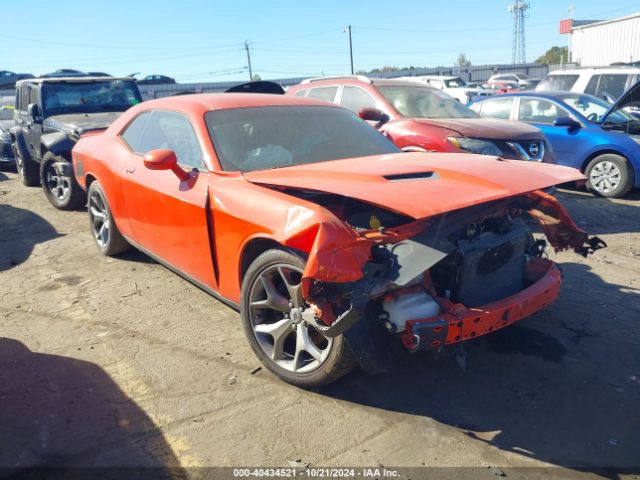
{"left": 585, "top": 75, "right": 600, "bottom": 96}
{"left": 596, "top": 74, "right": 628, "bottom": 99}
{"left": 121, "top": 111, "right": 151, "bottom": 152}
{"left": 138, "top": 111, "right": 206, "bottom": 170}
{"left": 469, "top": 102, "right": 482, "bottom": 115}
{"left": 293, "top": 89, "right": 308, "bottom": 97}
{"left": 306, "top": 86, "right": 338, "bottom": 103}
{"left": 29, "top": 87, "right": 38, "bottom": 105}
{"left": 476, "top": 97, "right": 513, "bottom": 120}
{"left": 518, "top": 98, "right": 569, "bottom": 124}
{"left": 20, "top": 86, "right": 29, "bottom": 112}
{"left": 339, "top": 86, "right": 377, "bottom": 113}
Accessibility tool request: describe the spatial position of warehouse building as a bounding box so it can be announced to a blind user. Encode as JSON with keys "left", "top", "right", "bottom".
{"left": 561, "top": 12, "right": 640, "bottom": 66}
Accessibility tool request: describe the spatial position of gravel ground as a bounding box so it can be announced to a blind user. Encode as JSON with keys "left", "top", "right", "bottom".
{"left": 1, "top": 168, "right": 639, "bottom": 480}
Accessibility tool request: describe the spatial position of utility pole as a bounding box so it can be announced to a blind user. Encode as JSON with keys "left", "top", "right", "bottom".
{"left": 347, "top": 25, "right": 354, "bottom": 74}
{"left": 244, "top": 40, "right": 253, "bottom": 81}
{"left": 567, "top": 5, "right": 574, "bottom": 64}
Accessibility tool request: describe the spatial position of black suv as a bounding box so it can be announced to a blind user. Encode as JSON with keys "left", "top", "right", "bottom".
{"left": 10, "top": 77, "right": 142, "bottom": 209}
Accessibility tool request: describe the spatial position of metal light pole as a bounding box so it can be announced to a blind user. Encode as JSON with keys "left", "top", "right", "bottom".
{"left": 245, "top": 41, "right": 253, "bottom": 81}
{"left": 347, "top": 25, "right": 354, "bottom": 74}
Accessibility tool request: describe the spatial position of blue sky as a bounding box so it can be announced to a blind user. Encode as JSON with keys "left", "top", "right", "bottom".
{"left": 2, "top": 0, "right": 639, "bottom": 82}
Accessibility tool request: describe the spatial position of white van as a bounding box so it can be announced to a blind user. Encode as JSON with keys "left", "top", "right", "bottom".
{"left": 536, "top": 67, "right": 640, "bottom": 101}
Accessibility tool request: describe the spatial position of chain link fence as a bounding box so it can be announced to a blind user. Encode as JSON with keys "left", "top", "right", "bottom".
{"left": 0, "top": 63, "right": 576, "bottom": 101}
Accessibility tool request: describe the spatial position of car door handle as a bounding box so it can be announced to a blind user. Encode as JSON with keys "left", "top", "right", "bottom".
{"left": 125, "top": 166, "right": 136, "bottom": 174}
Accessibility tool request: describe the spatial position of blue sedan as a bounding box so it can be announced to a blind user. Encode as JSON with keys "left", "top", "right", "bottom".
{"left": 469, "top": 87, "right": 640, "bottom": 198}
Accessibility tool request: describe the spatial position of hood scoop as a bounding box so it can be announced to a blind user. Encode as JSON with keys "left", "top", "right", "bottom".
{"left": 384, "top": 171, "right": 436, "bottom": 181}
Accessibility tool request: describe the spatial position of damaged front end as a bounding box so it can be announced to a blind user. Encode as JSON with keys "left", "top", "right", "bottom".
{"left": 294, "top": 189, "right": 605, "bottom": 373}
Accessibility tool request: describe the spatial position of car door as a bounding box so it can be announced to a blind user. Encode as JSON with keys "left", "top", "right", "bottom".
{"left": 119, "top": 110, "right": 218, "bottom": 289}
{"left": 515, "top": 97, "right": 581, "bottom": 166}
{"left": 25, "top": 84, "right": 43, "bottom": 160}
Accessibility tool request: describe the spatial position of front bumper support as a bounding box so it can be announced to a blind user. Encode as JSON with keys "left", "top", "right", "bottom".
{"left": 402, "top": 258, "right": 562, "bottom": 352}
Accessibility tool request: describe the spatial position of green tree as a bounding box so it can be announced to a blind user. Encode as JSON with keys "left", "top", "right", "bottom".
{"left": 251, "top": 74, "right": 262, "bottom": 81}
{"left": 535, "top": 46, "right": 569, "bottom": 65}
{"left": 369, "top": 66, "right": 401, "bottom": 73}
{"left": 456, "top": 53, "right": 471, "bottom": 67}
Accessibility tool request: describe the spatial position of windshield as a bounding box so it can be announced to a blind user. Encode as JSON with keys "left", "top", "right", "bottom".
{"left": 42, "top": 80, "right": 142, "bottom": 116}
{"left": 444, "top": 77, "right": 467, "bottom": 88}
{"left": 559, "top": 94, "right": 634, "bottom": 123}
{"left": 206, "top": 106, "right": 399, "bottom": 172}
{"left": 377, "top": 85, "right": 478, "bottom": 118}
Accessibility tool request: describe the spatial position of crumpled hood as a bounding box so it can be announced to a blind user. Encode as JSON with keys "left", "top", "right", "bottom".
{"left": 411, "top": 117, "right": 543, "bottom": 140}
{"left": 244, "top": 152, "right": 584, "bottom": 219}
{"left": 44, "top": 112, "right": 125, "bottom": 133}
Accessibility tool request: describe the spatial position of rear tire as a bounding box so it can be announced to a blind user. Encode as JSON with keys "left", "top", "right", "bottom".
{"left": 585, "top": 154, "right": 633, "bottom": 198}
{"left": 87, "top": 181, "right": 131, "bottom": 256}
{"left": 40, "top": 152, "right": 86, "bottom": 210}
{"left": 14, "top": 143, "right": 40, "bottom": 186}
{"left": 240, "top": 249, "right": 355, "bottom": 388}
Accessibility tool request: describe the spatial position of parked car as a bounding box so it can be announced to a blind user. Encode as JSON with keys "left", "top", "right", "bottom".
{"left": 469, "top": 86, "right": 640, "bottom": 198}
{"left": 0, "top": 70, "right": 35, "bottom": 88}
{"left": 87, "top": 72, "right": 112, "bottom": 77}
{"left": 10, "top": 77, "right": 142, "bottom": 209}
{"left": 483, "top": 80, "right": 522, "bottom": 93}
{"left": 287, "top": 76, "right": 555, "bottom": 163}
{"left": 137, "top": 75, "right": 176, "bottom": 85}
{"left": 398, "top": 76, "right": 493, "bottom": 104}
{"left": 536, "top": 67, "right": 640, "bottom": 101}
{"left": 72, "top": 93, "right": 603, "bottom": 387}
{"left": 40, "top": 69, "right": 90, "bottom": 78}
{"left": 488, "top": 73, "right": 539, "bottom": 89}
{"left": 0, "top": 98, "right": 16, "bottom": 169}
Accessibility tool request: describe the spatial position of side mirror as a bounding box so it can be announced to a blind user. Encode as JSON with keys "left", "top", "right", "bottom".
{"left": 358, "top": 107, "right": 389, "bottom": 125}
{"left": 143, "top": 149, "right": 189, "bottom": 181}
{"left": 27, "top": 104, "right": 41, "bottom": 124}
{"left": 553, "top": 116, "right": 581, "bottom": 129}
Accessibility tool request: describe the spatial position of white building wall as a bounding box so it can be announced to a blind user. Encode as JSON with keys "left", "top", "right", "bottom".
{"left": 571, "top": 13, "right": 640, "bottom": 66}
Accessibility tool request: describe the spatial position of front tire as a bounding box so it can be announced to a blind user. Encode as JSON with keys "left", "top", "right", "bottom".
{"left": 40, "top": 152, "right": 86, "bottom": 210}
{"left": 240, "top": 249, "right": 355, "bottom": 388}
{"left": 87, "top": 181, "right": 131, "bottom": 256}
{"left": 585, "top": 154, "right": 633, "bottom": 198}
{"left": 14, "top": 143, "right": 40, "bottom": 186}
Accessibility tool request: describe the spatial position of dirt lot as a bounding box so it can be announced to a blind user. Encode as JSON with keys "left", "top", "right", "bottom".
{"left": 1, "top": 168, "right": 639, "bottom": 479}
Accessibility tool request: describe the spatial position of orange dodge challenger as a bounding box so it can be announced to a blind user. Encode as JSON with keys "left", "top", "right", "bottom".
{"left": 72, "top": 94, "right": 604, "bottom": 387}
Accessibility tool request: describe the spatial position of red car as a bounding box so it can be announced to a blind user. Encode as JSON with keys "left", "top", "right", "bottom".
{"left": 483, "top": 80, "right": 523, "bottom": 94}
{"left": 287, "top": 76, "right": 554, "bottom": 163}
{"left": 72, "top": 93, "right": 603, "bottom": 387}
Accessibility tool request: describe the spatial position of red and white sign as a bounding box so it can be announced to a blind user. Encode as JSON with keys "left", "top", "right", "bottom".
{"left": 559, "top": 18, "right": 573, "bottom": 34}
